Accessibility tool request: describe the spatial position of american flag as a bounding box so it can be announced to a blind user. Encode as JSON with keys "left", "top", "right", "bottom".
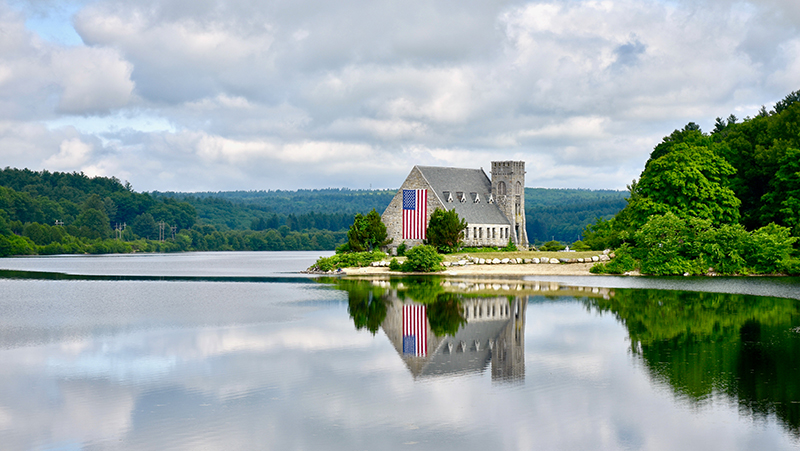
{"left": 403, "top": 304, "right": 428, "bottom": 356}
{"left": 402, "top": 189, "right": 427, "bottom": 240}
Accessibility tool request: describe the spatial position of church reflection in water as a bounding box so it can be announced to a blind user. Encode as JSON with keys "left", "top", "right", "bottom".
{"left": 382, "top": 294, "right": 527, "bottom": 381}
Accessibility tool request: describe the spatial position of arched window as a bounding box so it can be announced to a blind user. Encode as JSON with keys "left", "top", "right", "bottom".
{"left": 515, "top": 181, "right": 522, "bottom": 194}
{"left": 497, "top": 181, "right": 506, "bottom": 195}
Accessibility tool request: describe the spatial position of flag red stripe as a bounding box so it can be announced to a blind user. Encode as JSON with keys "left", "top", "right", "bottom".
{"left": 402, "top": 189, "right": 427, "bottom": 240}
{"left": 403, "top": 304, "right": 427, "bottom": 356}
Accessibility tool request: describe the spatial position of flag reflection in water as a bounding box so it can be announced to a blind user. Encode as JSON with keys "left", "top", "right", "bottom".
{"left": 402, "top": 304, "right": 427, "bottom": 357}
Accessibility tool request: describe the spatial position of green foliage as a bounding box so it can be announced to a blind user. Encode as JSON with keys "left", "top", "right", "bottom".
{"left": 338, "top": 279, "right": 389, "bottom": 335}
{"left": 426, "top": 293, "right": 467, "bottom": 337}
{"left": 569, "top": 240, "right": 590, "bottom": 251}
{"left": 541, "top": 240, "right": 565, "bottom": 252}
{"left": 426, "top": 208, "right": 468, "bottom": 253}
{"left": 400, "top": 245, "right": 443, "bottom": 272}
{"left": 74, "top": 208, "right": 112, "bottom": 239}
{"left": 627, "top": 142, "right": 741, "bottom": 228}
{"left": 584, "top": 289, "right": 800, "bottom": 433}
{"left": 396, "top": 242, "right": 407, "bottom": 256}
{"left": 346, "top": 209, "right": 391, "bottom": 252}
{"left": 0, "top": 234, "right": 35, "bottom": 257}
{"left": 501, "top": 240, "right": 518, "bottom": 252}
{"left": 634, "top": 213, "right": 710, "bottom": 275}
{"left": 524, "top": 188, "right": 628, "bottom": 243}
{"left": 590, "top": 244, "right": 636, "bottom": 274}
{"left": 389, "top": 258, "right": 401, "bottom": 270}
{"left": 582, "top": 217, "right": 625, "bottom": 250}
{"left": 597, "top": 213, "right": 798, "bottom": 275}
{"left": 310, "top": 250, "right": 385, "bottom": 272}
{"left": 760, "top": 147, "right": 800, "bottom": 234}
{"left": 749, "top": 223, "right": 798, "bottom": 274}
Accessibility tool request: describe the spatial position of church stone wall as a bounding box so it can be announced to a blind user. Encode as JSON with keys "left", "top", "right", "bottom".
{"left": 382, "top": 166, "right": 444, "bottom": 254}
{"left": 462, "top": 223, "right": 512, "bottom": 247}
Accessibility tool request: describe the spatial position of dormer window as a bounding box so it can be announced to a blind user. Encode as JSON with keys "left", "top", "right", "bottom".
{"left": 457, "top": 192, "right": 466, "bottom": 203}
{"left": 444, "top": 191, "right": 453, "bottom": 202}
{"left": 488, "top": 193, "right": 494, "bottom": 204}
{"left": 472, "top": 192, "right": 480, "bottom": 203}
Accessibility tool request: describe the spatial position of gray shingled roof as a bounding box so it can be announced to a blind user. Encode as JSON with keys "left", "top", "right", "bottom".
{"left": 416, "top": 166, "right": 510, "bottom": 225}
{"left": 414, "top": 319, "right": 511, "bottom": 378}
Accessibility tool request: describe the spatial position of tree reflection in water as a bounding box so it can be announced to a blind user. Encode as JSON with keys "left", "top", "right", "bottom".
{"left": 585, "top": 289, "right": 800, "bottom": 439}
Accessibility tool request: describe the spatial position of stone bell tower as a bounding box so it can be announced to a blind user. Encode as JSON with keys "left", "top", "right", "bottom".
{"left": 491, "top": 161, "right": 528, "bottom": 248}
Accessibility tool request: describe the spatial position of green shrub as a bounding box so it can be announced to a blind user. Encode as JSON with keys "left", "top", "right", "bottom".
{"left": 541, "top": 240, "right": 565, "bottom": 252}
{"left": 501, "top": 240, "right": 518, "bottom": 252}
{"left": 698, "top": 223, "right": 750, "bottom": 274}
{"left": 570, "top": 240, "right": 591, "bottom": 251}
{"left": 396, "top": 242, "right": 407, "bottom": 256}
{"left": 748, "top": 223, "right": 797, "bottom": 274}
{"left": 389, "top": 258, "right": 401, "bottom": 271}
{"left": 590, "top": 244, "right": 637, "bottom": 274}
{"left": 778, "top": 258, "right": 800, "bottom": 275}
{"left": 634, "top": 213, "right": 710, "bottom": 275}
{"left": 311, "top": 250, "right": 385, "bottom": 272}
{"left": 400, "top": 245, "right": 443, "bottom": 272}
{"left": 0, "top": 234, "right": 35, "bottom": 257}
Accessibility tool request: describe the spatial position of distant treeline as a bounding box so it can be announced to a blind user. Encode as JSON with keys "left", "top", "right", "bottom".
{"left": 1, "top": 167, "right": 629, "bottom": 256}
{"left": 158, "top": 187, "right": 629, "bottom": 244}
{"left": 524, "top": 188, "right": 628, "bottom": 243}
{"left": 0, "top": 168, "right": 346, "bottom": 256}
{"left": 155, "top": 188, "right": 397, "bottom": 216}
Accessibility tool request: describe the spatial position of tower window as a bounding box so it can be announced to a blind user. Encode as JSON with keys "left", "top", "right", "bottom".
{"left": 497, "top": 181, "right": 506, "bottom": 196}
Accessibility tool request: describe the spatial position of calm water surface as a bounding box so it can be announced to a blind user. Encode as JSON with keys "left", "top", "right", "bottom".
{"left": 0, "top": 252, "right": 799, "bottom": 450}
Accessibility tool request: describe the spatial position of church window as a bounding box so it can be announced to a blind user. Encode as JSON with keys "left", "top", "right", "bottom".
{"left": 497, "top": 181, "right": 506, "bottom": 195}
{"left": 515, "top": 181, "right": 522, "bottom": 195}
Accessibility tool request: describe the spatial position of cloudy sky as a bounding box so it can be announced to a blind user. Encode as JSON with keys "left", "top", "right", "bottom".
{"left": 1, "top": 0, "right": 799, "bottom": 192}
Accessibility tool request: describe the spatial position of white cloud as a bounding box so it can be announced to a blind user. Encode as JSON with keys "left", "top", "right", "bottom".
{"left": 1, "top": 0, "right": 799, "bottom": 191}
{"left": 43, "top": 137, "right": 93, "bottom": 169}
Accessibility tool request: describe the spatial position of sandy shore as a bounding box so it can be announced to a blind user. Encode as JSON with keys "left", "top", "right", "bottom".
{"left": 341, "top": 262, "right": 598, "bottom": 277}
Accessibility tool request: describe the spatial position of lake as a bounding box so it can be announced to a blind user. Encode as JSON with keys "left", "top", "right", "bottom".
{"left": 1, "top": 251, "right": 799, "bottom": 450}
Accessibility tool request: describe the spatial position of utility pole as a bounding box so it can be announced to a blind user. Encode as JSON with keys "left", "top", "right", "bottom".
{"left": 158, "top": 221, "right": 166, "bottom": 242}
{"left": 54, "top": 220, "right": 63, "bottom": 226}
{"left": 115, "top": 223, "right": 127, "bottom": 240}
{"left": 170, "top": 226, "right": 177, "bottom": 240}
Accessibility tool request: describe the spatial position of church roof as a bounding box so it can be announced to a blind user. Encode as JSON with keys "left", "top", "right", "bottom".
{"left": 415, "top": 165, "right": 510, "bottom": 226}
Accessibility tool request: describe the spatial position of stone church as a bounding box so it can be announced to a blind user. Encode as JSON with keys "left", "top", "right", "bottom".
{"left": 381, "top": 161, "right": 528, "bottom": 253}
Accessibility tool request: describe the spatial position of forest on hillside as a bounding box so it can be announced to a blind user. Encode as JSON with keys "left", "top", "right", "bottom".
{"left": 157, "top": 187, "right": 628, "bottom": 244}
{"left": 588, "top": 90, "right": 800, "bottom": 275}
{"left": 0, "top": 168, "right": 345, "bottom": 256}
{"left": 1, "top": 166, "right": 627, "bottom": 256}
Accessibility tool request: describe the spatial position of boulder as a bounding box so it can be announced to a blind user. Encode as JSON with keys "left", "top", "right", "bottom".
{"left": 478, "top": 258, "right": 486, "bottom": 264}
{"left": 591, "top": 256, "right": 600, "bottom": 262}
{"left": 599, "top": 255, "right": 610, "bottom": 262}
{"left": 501, "top": 258, "right": 510, "bottom": 264}
{"left": 540, "top": 257, "right": 549, "bottom": 263}
{"left": 492, "top": 258, "right": 501, "bottom": 264}
{"left": 550, "top": 259, "right": 560, "bottom": 264}
{"left": 531, "top": 258, "right": 540, "bottom": 264}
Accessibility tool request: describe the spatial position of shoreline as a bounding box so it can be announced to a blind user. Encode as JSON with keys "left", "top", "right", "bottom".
{"left": 340, "top": 261, "right": 600, "bottom": 277}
